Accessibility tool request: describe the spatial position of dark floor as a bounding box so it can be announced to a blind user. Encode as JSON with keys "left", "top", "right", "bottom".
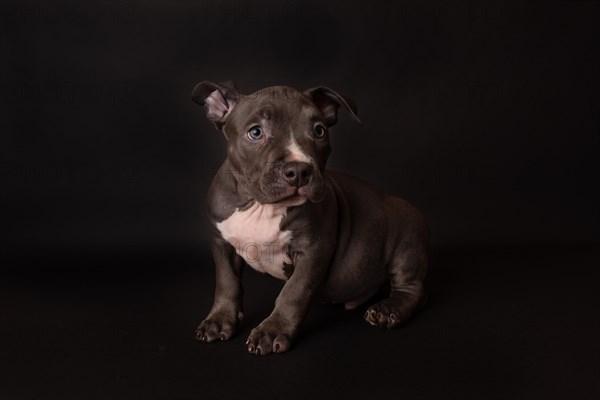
{"left": 1, "top": 243, "right": 599, "bottom": 400}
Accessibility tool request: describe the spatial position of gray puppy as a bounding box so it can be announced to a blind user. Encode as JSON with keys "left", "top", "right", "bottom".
{"left": 193, "top": 81, "right": 428, "bottom": 355}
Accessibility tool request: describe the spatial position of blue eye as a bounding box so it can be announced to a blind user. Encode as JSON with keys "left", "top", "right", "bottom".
{"left": 314, "top": 125, "right": 326, "bottom": 138}
{"left": 247, "top": 126, "right": 263, "bottom": 140}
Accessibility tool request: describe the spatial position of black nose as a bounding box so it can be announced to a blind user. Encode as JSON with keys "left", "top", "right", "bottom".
{"left": 282, "top": 162, "right": 313, "bottom": 187}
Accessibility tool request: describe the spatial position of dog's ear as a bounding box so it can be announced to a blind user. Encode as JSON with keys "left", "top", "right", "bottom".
{"left": 191, "top": 81, "right": 240, "bottom": 130}
{"left": 303, "top": 86, "right": 362, "bottom": 126}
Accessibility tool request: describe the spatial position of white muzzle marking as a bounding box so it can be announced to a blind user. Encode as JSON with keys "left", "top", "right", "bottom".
{"left": 286, "top": 135, "right": 311, "bottom": 163}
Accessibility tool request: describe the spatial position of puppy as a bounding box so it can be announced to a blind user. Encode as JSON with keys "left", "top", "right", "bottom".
{"left": 193, "top": 81, "right": 428, "bottom": 355}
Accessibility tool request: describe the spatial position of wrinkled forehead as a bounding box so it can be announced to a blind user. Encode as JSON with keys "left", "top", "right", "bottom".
{"left": 232, "top": 87, "right": 322, "bottom": 127}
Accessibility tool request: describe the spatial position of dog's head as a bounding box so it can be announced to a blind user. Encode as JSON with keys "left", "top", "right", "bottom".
{"left": 192, "top": 81, "right": 361, "bottom": 205}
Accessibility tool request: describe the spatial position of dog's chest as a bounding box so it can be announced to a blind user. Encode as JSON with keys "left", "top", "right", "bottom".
{"left": 216, "top": 202, "right": 292, "bottom": 280}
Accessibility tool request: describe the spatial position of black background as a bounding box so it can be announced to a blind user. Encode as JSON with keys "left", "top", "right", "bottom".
{"left": 2, "top": 1, "right": 599, "bottom": 399}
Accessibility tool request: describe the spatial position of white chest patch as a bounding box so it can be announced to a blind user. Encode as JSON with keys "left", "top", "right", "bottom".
{"left": 216, "top": 202, "right": 293, "bottom": 280}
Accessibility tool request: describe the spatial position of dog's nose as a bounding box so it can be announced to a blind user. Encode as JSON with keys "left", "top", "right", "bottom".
{"left": 282, "top": 162, "right": 313, "bottom": 187}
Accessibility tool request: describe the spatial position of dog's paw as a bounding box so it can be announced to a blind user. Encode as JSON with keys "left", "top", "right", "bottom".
{"left": 195, "top": 310, "right": 243, "bottom": 343}
{"left": 246, "top": 324, "right": 292, "bottom": 356}
{"left": 364, "top": 304, "right": 403, "bottom": 329}
{"left": 364, "top": 291, "right": 424, "bottom": 329}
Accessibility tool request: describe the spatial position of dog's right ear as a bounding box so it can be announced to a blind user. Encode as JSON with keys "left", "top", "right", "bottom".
{"left": 303, "top": 86, "right": 362, "bottom": 127}
{"left": 191, "top": 81, "right": 240, "bottom": 130}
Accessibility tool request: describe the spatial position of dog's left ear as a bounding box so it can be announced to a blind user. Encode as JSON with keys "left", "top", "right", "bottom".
{"left": 303, "top": 86, "right": 362, "bottom": 126}
{"left": 191, "top": 80, "right": 241, "bottom": 130}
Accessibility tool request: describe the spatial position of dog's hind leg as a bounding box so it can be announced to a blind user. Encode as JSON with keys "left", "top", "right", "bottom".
{"left": 364, "top": 240, "right": 428, "bottom": 329}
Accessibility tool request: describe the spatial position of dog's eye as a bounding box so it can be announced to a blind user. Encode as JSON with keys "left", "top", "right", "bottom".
{"left": 247, "top": 126, "right": 263, "bottom": 141}
{"left": 314, "top": 125, "right": 326, "bottom": 138}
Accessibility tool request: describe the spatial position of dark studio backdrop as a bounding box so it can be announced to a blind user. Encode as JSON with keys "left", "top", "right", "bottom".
{"left": 1, "top": 1, "right": 599, "bottom": 399}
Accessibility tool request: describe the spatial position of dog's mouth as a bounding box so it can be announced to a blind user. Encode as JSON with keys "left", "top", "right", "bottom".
{"left": 273, "top": 196, "right": 307, "bottom": 207}
{"left": 270, "top": 190, "right": 308, "bottom": 207}
{"left": 268, "top": 184, "right": 325, "bottom": 207}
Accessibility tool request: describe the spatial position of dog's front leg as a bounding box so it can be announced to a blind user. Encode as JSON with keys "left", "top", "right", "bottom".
{"left": 246, "top": 251, "right": 326, "bottom": 356}
{"left": 196, "top": 235, "right": 244, "bottom": 342}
